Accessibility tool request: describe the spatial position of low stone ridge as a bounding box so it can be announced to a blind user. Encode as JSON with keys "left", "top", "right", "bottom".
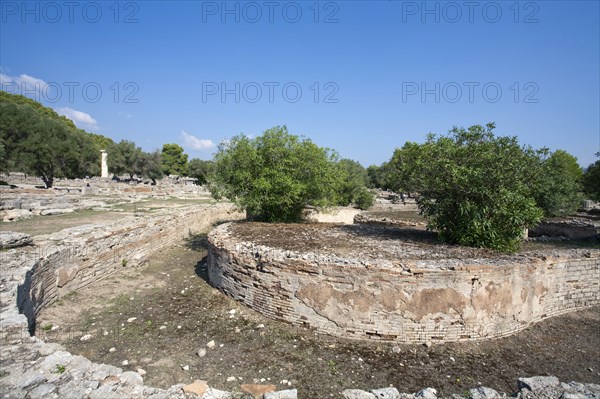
{"left": 0, "top": 231, "right": 33, "bottom": 249}
{"left": 207, "top": 222, "right": 599, "bottom": 343}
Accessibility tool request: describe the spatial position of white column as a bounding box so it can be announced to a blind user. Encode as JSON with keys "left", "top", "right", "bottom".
{"left": 101, "top": 150, "right": 108, "bottom": 178}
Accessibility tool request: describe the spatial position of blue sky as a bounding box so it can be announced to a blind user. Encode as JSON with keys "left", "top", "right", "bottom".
{"left": 1, "top": 0, "right": 599, "bottom": 167}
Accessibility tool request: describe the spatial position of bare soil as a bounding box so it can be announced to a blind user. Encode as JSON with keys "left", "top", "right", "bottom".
{"left": 38, "top": 228, "right": 600, "bottom": 398}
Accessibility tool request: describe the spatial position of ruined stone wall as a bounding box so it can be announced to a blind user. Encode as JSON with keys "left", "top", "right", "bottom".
{"left": 1, "top": 204, "right": 243, "bottom": 335}
{"left": 207, "top": 223, "right": 600, "bottom": 344}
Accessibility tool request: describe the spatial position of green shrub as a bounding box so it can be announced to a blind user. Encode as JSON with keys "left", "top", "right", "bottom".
{"left": 393, "top": 123, "right": 544, "bottom": 252}
{"left": 353, "top": 187, "right": 375, "bottom": 210}
{"left": 210, "top": 126, "right": 341, "bottom": 222}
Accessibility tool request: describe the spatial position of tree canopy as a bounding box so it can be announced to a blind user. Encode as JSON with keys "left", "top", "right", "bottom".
{"left": 188, "top": 158, "right": 214, "bottom": 185}
{"left": 533, "top": 150, "right": 583, "bottom": 217}
{"left": 335, "top": 159, "right": 374, "bottom": 209}
{"left": 583, "top": 153, "right": 600, "bottom": 201}
{"left": 161, "top": 143, "right": 188, "bottom": 176}
{"left": 0, "top": 97, "right": 102, "bottom": 187}
{"left": 391, "top": 123, "right": 544, "bottom": 252}
{"left": 210, "top": 126, "right": 342, "bottom": 222}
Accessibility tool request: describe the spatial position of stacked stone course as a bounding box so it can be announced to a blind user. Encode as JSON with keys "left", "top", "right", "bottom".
{"left": 207, "top": 223, "right": 600, "bottom": 344}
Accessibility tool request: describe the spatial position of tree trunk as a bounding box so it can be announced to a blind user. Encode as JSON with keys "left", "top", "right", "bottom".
{"left": 42, "top": 175, "right": 54, "bottom": 188}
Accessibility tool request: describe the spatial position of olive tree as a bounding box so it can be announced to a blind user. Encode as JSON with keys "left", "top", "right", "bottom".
{"left": 533, "top": 150, "right": 583, "bottom": 216}
{"left": 210, "top": 126, "right": 341, "bottom": 222}
{"left": 583, "top": 154, "right": 600, "bottom": 201}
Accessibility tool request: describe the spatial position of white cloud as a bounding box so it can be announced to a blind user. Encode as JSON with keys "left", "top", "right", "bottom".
{"left": 55, "top": 107, "right": 99, "bottom": 130}
{"left": 0, "top": 73, "right": 50, "bottom": 97}
{"left": 181, "top": 130, "right": 215, "bottom": 150}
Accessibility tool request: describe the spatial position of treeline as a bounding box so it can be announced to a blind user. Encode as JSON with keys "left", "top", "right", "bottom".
{"left": 366, "top": 129, "right": 599, "bottom": 218}
{"left": 0, "top": 92, "right": 214, "bottom": 187}
{"left": 362, "top": 123, "right": 599, "bottom": 251}
{"left": 0, "top": 91, "right": 107, "bottom": 188}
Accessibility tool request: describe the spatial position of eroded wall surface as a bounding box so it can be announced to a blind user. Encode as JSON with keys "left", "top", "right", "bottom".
{"left": 207, "top": 223, "right": 600, "bottom": 343}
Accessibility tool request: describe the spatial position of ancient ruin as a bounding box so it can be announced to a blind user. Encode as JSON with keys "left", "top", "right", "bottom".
{"left": 1, "top": 177, "right": 599, "bottom": 398}
{"left": 207, "top": 222, "right": 599, "bottom": 344}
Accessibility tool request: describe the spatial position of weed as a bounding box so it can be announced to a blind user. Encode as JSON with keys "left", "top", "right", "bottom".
{"left": 63, "top": 291, "right": 78, "bottom": 300}
{"left": 54, "top": 364, "right": 66, "bottom": 374}
{"left": 122, "top": 258, "right": 128, "bottom": 267}
{"left": 41, "top": 323, "right": 53, "bottom": 331}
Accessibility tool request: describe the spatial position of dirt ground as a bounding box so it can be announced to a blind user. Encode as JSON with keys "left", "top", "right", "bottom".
{"left": 37, "top": 228, "right": 600, "bottom": 398}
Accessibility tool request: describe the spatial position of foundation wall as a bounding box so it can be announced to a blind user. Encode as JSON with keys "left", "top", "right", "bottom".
{"left": 207, "top": 223, "right": 600, "bottom": 343}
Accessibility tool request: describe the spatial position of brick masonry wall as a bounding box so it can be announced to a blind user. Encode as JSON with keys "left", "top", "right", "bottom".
{"left": 207, "top": 223, "right": 600, "bottom": 344}
{"left": 1, "top": 204, "right": 243, "bottom": 335}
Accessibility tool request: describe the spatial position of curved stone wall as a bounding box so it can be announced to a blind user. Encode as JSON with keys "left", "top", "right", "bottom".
{"left": 207, "top": 223, "right": 600, "bottom": 343}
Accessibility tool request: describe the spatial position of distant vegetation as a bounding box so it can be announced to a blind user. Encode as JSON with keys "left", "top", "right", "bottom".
{"left": 3, "top": 91, "right": 595, "bottom": 252}
{"left": 0, "top": 92, "right": 214, "bottom": 187}
{"left": 583, "top": 153, "right": 600, "bottom": 201}
{"left": 0, "top": 91, "right": 108, "bottom": 187}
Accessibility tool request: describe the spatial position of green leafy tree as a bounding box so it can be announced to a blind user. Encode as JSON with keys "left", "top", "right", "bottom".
{"left": 583, "top": 153, "right": 600, "bottom": 201}
{"left": 161, "top": 143, "right": 188, "bottom": 176}
{"left": 210, "top": 126, "right": 341, "bottom": 222}
{"left": 388, "top": 142, "right": 423, "bottom": 194}
{"left": 394, "top": 123, "right": 544, "bottom": 252}
{"left": 188, "top": 158, "right": 214, "bottom": 185}
{"left": 353, "top": 186, "right": 375, "bottom": 210}
{"left": 0, "top": 140, "right": 6, "bottom": 173}
{"left": 140, "top": 150, "right": 164, "bottom": 183}
{"left": 108, "top": 140, "right": 144, "bottom": 179}
{"left": 533, "top": 150, "right": 583, "bottom": 216}
{"left": 366, "top": 162, "right": 393, "bottom": 190}
{"left": 336, "top": 158, "right": 374, "bottom": 209}
{"left": 0, "top": 92, "right": 112, "bottom": 182}
{"left": 0, "top": 101, "right": 85, "bottom": 187}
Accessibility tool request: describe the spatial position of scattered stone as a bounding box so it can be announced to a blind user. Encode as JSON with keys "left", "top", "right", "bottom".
{"left": 371, "top": 387, "right": 400, "bottom": 399}
{"left": 127, "top": 317, "right": 137, "bottom": 323}
{"left": 80, "top": 334, "right": 92, "bottom": 341}
{"left": 240, "top": 383, "right": 277, "bottom": 397}
{"left": 101, "top": 376, "right": 121, "bottom": 386}
{"left": 207, "top": 340, "right": 216, "bottom": 349}
{"left": 159, "top": 325, "right": 167, "bottom": 330}
{"left": 120, "top": 371, "right": 144, "bottom": 386}
{"left": 137, "top": 368, "right": 147, "bottom": 376}
{"left": 264, "top": 389, "right": 298, "bottom": 399}
{"left": 182, "top": 380, "right": 209, "bottom": 397}
{"left": 121, "top": 360, "right": 129, "bottom": 366}
{"left": 20, "top": 374, "right": 46, "bottom": 390}
{"left": 2, "top": 209, "right": 32, "bottom": 222}
{"left": 40, "top": 208, "right": 75, "bottom": 216}
{"left": 109, "top": 347, "right": 116, "bottom": 352}
{"left": 0, "top": 231, "right": 33, "bottom": 249}
{"left": 518, "top": 376, "right": 561, "bottom": 392}
{"left": 181, "top": 365, "right": 190, "bottom": 371}
{"left": 28, "top": 383, "right": 56, "bottom": 398}
{"left": 415, "top": 388, "right": 437, "bottom": 398}
{"left": 226, "top": 376, "right": 237, "bottom": 382}
{"left": 203, "top": 387, "right": 234, "bottom": 399}
{"left": 197, "top": 348, "right": 207, "bottom": 357}
{"left": 341, "top": 389, "right": 377, "bottom": 399}
{"left": 469, "top": 386, "right": 502, "bottom": 399}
